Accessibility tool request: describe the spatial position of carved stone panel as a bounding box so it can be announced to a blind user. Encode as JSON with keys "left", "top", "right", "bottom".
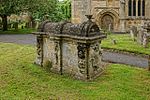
{"left": 35, "top": 35, "right": 43, "bottom": 66}
{"left": 88, "top": 42, "right": 104, "bottom": 79}
{"left": 77, "top": 43, "right": 86, "bottom": 59}
{"left": 54, "top": 41, "right": 60, "bottom": 65}
{"left": 90, "top": 43, "right": 100, "bottom": 72}
{"left": 77, "top": 43, "right": 87, "bottom": 75}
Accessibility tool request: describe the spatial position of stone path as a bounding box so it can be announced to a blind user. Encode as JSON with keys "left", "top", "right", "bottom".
{"left": 0, "top": 34, "right": 36, "bottom": 45}
{"left": 102, "top": 51, "right": 149, "bottom": 68}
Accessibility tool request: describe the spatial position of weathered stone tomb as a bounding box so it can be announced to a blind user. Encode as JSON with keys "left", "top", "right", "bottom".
{"left": 33, "top": 15, "right": 106, "bottom": 80}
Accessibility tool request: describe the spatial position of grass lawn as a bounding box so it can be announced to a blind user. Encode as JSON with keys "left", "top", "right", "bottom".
{"left": 0, "top": 43, "right": 150, "bottom": 100}
{"left": 0, "top": 28, "right": 36, "bottom": 34}
{"left": 101, "top": 34, "right": 150, "bottom": 55}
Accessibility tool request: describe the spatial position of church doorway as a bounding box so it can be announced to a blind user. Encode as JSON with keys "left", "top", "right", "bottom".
{"left": 101, "top": 14, "right": 114, "bottom": 31}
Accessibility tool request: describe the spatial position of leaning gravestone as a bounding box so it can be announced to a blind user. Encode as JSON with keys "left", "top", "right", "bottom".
{"left": 143, "top": 33, "right": 150, "bottom": 48}
{"left": 143, "top": 21, "right": 150, "bottom": 48}
{"left": 130, "top": 26, "right": 138, "bottom": 41}
{"left": 137, "top": 25, "right": 145, "bottom": 45}
{"left": 33, "top": 15, "right": 106, "bottom": 81}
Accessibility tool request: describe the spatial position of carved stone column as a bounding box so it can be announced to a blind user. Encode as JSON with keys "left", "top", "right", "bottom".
{"left": 136, "top": 0, "right": 138, "bottom": 17}
{"left": 132, "top": 0, "right": 134, "bottom": 16}
{"left": 77, "top": 43, "right": 88, "bottom": 79}
{"left": 35, "top": 35, "right": 43, "bottom": 66}
{"left": 141, "top": 0, "right": 143, "bottom": 17}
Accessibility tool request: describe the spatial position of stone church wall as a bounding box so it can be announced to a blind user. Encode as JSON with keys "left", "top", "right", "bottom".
{"left": 72, "top": 0, "right": 150, "bottom": 33}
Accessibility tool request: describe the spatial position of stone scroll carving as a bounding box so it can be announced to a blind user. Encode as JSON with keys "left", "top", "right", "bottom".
{"left": 77, "top": 43, "right": 86, "bottom": 59}
{"left": 77, "top": 43, "right": 87, "bottom": 74}
{"left": 91, "top": 43, "right": 99, "bottom": 52}
{"left": 35, "top": 35, "right": 43, "bottom": 66}
{"left": 90, "top": 43, "right": 100, "bottom": 72}
{"left": 54, "top": 41, "right": 59, "bottom": 65}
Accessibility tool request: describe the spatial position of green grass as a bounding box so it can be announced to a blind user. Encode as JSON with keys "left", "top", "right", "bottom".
{"left": 101, "top": 34, "right": 150, "bottom": 55}
{"left": 0, "top": 28, "right": 36, "bottom": 34}
{"left": 0, "top": 43, "right": 150, "bottom": 100}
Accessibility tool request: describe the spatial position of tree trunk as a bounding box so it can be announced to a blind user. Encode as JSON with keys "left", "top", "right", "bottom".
{"left": 1, "top": 15, "right": 8, "bottom": 31}
{"left": 14, "top": 22, "right": 18, "bottom": 30}
{"left": 31, "top": 20, "right": 36, "bottom": 28}
{"left": 30, "top": 16, "right": 36, "bottom": 28}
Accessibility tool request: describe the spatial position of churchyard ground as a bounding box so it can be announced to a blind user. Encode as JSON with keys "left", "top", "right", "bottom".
{"left": 0, "top": 42, "right": 150, "bottom": 99}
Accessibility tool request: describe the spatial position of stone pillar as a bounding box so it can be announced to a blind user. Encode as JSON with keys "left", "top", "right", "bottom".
{"left": 35, "top": 35, "right": 43, "bottom": 66}
{"left": 141, "top": 0, "right": 143, "bottom": 17}
{"left": 136, "top": 0, "right": 138, "bottom": 17}
{"left": 120, "top": 0, "right": 126, "bottom": 32}
{"left": 77, "top": 43, "right": 89, "bottom": 79}
{"left": 132, "top": 0, "right": 134, "bottom": 16}
{"left": 126, "top": 0, "right": 129, "bottom": 16}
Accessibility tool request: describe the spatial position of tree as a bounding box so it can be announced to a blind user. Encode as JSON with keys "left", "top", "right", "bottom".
{"left": 62, "top": 0, "right": 71, "bottom": 19}
{"left": 0, "top": 0, "right": 22, "bottom": 31}
{"left": 57, "top": 0, "right": 71, "bottom": 20}
{"left": 23, "top": 0, "right": 57, "bottom": 20}
{"left": 31, "top": 0, "right": 71, "bottom": 22}
{"left": 0, "top": 0, "right": 57, "bottom": 31}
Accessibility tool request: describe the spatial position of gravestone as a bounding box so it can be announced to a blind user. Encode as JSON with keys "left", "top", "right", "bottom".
{"left": 130, "top": 26, "right": 138, "bottom": 41}
{"left": 143, "top": 22, "right": 150, "bottom": 48}
{"left": 130, "top": 22, "right": 150, "bottom": 48}
{"left": 137, "top": 25, "right": 145, "bottom": 45}
{"left": 33, "top": 15, "right": 106, "bottom": 81}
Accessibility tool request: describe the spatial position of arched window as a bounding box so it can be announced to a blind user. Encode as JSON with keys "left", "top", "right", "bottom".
{"left": 142, "top": 0, "right": 145, "bottom": 16}
{"left": 138, "top": 0, "right": 141, "bottom": 16}
{"left": 128, "top": 0, "right": 132, "bottom": 16}
{"left": 133, "top": 0, "right": 136, "bottom": 16}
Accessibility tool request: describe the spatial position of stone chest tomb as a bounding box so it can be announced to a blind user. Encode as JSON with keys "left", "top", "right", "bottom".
{"left": 33, "top": 15, "right": 106, "bottom": 80}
